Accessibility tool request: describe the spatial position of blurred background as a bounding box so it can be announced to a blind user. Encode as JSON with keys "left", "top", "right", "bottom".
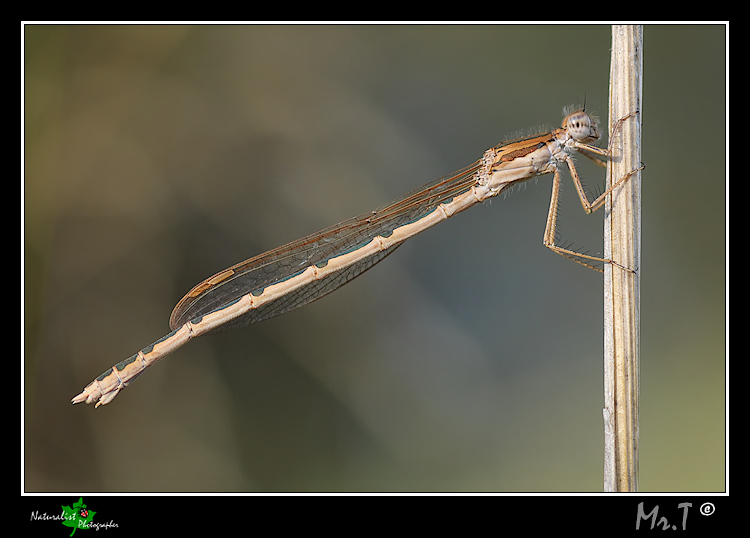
{"left": 24, "top": 24, "right": 725, "bottom": 492}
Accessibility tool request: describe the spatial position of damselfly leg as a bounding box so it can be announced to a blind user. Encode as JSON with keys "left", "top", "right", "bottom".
{"left": 542, "top": 111, "right": 644, "bottom": 272}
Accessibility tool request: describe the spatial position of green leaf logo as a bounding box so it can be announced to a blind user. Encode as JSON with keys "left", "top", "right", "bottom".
{"left": 61, "top": 498, "right": 96, "bottom": 536}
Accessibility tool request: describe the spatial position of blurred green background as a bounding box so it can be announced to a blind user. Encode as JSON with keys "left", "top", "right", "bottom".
{"left": 24, "top": 24, "right": 725, "bottom": 492}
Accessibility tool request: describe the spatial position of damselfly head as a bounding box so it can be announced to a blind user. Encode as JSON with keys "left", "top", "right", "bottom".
{"left": 563, "top": 109, "right": 601, "bottom": 144}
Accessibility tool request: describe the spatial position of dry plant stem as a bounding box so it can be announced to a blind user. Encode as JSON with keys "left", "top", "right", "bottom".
{"left": 603, "top": 25, "right": 643, "bottom": 493}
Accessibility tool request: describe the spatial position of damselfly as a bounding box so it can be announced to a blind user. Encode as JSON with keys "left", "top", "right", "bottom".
{"left": 73, "top": 107, "right": 641, "bottom": 407}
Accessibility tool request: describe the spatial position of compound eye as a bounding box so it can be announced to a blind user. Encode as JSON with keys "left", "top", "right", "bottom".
{"left": 565, "top": 112, "right": 599, "bottom": 141}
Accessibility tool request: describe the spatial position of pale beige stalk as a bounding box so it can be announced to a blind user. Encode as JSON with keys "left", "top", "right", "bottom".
{"left": 603, "top": 24, "right": 643, "bottom": 492}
